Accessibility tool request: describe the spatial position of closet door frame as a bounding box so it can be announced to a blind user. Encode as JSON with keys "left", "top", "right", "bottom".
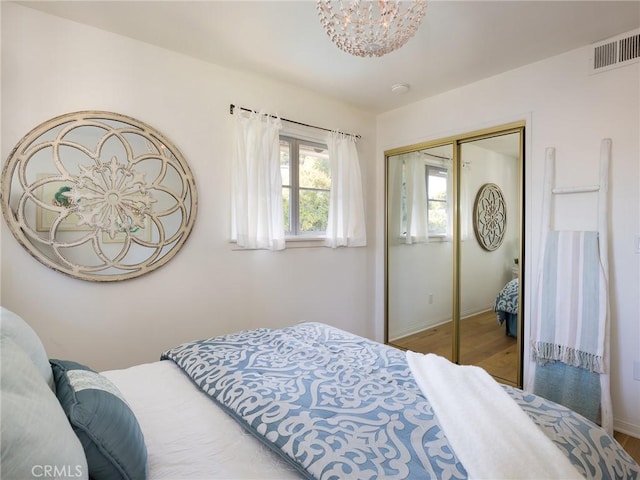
{"left": 384, "top": 121, "right": 525, "bottom": 387}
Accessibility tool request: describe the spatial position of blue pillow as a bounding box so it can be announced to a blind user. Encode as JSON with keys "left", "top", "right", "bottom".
{"left": 50, "top": 359, "right": 147, "bottom": 480}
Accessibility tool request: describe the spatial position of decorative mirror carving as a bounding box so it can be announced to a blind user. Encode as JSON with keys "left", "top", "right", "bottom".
{"left": 1, "top": 111, "right": 197, "bottom": 281}
{"left": 473, "top": 183, "right": 506, "bottom": 251}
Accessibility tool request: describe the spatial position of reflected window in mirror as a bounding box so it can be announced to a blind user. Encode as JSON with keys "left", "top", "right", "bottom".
{"left": 392, "top": 152, "right": 453, "bottom": 244}
{"left": 425, "top": 164, "right": 449, "bottom": 237}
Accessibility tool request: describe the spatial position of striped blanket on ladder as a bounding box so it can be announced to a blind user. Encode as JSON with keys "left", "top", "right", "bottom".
{"left": 531, "top": 230, "right": 607, "bottom": 425}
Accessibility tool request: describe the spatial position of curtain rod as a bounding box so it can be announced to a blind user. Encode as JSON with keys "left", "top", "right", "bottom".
{"left": 422, "top": 151, "right": 451, "bottom": 161}
{"left": 229, "top": 104, "right": 361, "bottom": 139}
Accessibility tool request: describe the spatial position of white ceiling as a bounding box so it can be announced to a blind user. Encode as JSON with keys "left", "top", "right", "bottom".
{"left": 18, "top": 1, "right": 640, "bottom": 114}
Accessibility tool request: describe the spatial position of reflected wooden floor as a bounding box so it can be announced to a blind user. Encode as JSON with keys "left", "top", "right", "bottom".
{"left": 390, "top": 310, "right": 518, "bottom": 385}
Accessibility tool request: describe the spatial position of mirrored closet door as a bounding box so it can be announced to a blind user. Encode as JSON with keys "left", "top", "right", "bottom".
{"left": 386, "top": 143, "right": 455, "bottom": 361}
{"left": 385, "top": 124, "right": 524, "bottom": 387}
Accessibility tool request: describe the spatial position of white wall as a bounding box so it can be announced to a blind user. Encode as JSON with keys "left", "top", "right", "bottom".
{"left": 388, "top": 240, "right": 454, "bottom": 340}
{"left": 1, "top": 4, "right": 377, "bottom": 371}
{"left": 459, "top": 145, "right": 519, "bottom": 316}
{"left": 376, "top": 44, "right": 640, "bottom": 435}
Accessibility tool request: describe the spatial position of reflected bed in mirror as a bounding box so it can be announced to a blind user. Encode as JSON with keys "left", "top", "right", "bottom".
{"left": 1, "top": 111, "right": 197, "bottom": 282}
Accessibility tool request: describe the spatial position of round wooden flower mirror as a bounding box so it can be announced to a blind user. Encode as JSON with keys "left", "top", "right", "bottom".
{"left": 473, "top": 183, "right": 506, "bottom": 251}
{"left": 1, "top": 111, "right": 197, "bottom": 281}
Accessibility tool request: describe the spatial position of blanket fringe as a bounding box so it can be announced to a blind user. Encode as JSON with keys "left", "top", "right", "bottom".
{"left": 532, "top": 342, "right": 604, "bottom": 374}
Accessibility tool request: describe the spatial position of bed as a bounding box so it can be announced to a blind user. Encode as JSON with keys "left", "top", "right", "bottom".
{"left": 494, "top": 278, "right": 519, "bottom": 337}
{"left": 2, "top": 307, "right": 638, "bottom": 480}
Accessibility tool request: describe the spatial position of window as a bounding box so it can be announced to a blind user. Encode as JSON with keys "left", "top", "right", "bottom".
{"left": 425, "top": 164, "right": 449, "bottom": 235}
{"left": 280, "top": 136, "right": 331, "bottom": 237}
{"left": 398, "top": 161, "right": 450, "bottom": 240}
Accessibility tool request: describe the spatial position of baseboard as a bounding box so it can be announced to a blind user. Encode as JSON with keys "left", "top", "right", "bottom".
{"left": 614, "top": 418, "right": 640, "bottom": 439}
{"left": 389, "top": 307, "right": 493, "bottom": 342}
{"left": 389, "top": 318, "right": 450, "bottom": 343}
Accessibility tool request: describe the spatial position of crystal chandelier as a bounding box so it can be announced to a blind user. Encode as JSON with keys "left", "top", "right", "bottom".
{"left": 316, "top": 0, "right": 428, "bottom": 58}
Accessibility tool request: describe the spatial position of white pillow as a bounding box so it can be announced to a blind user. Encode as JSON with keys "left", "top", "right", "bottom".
{"left": 0, "top": 307, "right": 54, "bottom": 390}
{"left": 0, "top": 336, "right": 88, "bottom": 479}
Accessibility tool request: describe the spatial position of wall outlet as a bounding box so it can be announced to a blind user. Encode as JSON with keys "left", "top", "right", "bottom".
{"left": 428, "top": 293, "right": 434, "bottom": 304}
{"left": 634, "top": 361, "right": 640, "bottom": 381}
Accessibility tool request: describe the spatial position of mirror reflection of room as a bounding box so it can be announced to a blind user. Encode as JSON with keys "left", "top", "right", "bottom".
{"left": 387, "top": 129, "right": 523, "bottom": 387}
{"left": 387, "top": 143, "right": 455, "bottom": 361}
{"left": 459, "top": 132, "right": 521, "bottom": 386}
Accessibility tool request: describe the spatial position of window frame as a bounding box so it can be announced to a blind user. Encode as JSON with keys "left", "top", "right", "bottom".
{"left": 280, "top": 134, "right": 331, "bottom": 239}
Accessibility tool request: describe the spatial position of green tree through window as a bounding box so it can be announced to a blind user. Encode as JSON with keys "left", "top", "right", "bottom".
{"left": 280, "top": 137, "right": 330, "bottom": 236}
{"left": 426, "top": 165, "right": 448, "bottom": 235}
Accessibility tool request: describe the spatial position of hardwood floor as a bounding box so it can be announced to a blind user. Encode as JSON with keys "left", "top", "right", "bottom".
{"left": 391, "top": 310, "right": 518, "bottom": 385}
{"left": 390, "top": 313, "right": 640, "bottom": 465}
{"left": 614, "top": 431, "right": 640, "bottom": 464}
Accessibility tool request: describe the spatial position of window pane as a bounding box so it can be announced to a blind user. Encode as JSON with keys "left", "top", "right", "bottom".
{"left": 428, "top": 171, "right": 447, "bottom": 201}
{"left": 429, "top": 201, "right": 447, "bottom": 234}
{"left": 282, "top": 186, "right": 291, "bottom": 233}
{"left": 427, "top": 166, "right": 449, "bottom": 234}
{"left": 280, "top": 140, "right": 291, "bottom": 187}
{"left": 299, "top": 144, "right": 330, "bottom": 190}
{"left": 299, "top": 188, "right": 329, "bottom": 233}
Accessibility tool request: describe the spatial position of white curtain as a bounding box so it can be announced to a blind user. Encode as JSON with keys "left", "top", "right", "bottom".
{"left": 459, "top": 161, "right": 470, "bottom": 241}
{"left": 231, "top": 110, "right": 285, "bottom": 250}
{"left": 325, "top": 132, "right": 366, "bottom": 248}
{"left": 404, "top": 153, "right": 429, "bottom": 244}
{"left": 387, "top": 157, "right": 405, "bottom": 244}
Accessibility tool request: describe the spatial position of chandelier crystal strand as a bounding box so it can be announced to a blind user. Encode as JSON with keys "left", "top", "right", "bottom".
{"left": 317, "top": 0, "right": 427, "bottom": 57}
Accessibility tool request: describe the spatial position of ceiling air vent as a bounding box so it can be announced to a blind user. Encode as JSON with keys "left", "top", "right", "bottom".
{"left": 590, "top": 29, "right": 640, "bottom": 74}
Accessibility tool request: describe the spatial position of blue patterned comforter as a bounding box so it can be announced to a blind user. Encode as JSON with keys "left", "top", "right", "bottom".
{"left": 494, "top": 278, "right": 519, "bottom": 323}
{"left": 162, "top": 322, "right": 638, "bottom": 480}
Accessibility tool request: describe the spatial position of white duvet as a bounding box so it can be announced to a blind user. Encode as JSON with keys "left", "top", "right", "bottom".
{"left": 102, "top": 361, "right": 303, "bottom": 480}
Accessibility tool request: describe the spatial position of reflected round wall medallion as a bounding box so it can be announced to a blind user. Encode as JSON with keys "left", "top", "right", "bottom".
{"left": 1, "top": 111, "right": 198, "bottom": 282}
{"left": 473, "top": 183, "right": 506, "bottom": 251}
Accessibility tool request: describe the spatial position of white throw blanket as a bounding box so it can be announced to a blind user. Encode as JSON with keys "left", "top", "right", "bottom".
{"left": 407, "top": 351, "right": 582, "bottom": 480}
